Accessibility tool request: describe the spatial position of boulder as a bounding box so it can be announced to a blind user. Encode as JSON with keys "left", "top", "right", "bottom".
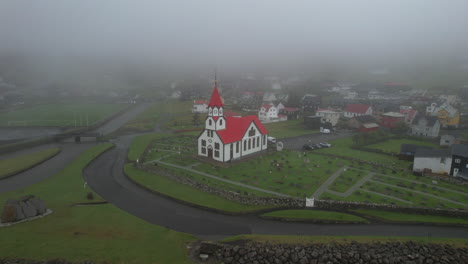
{"left": 21, "top": 201, "right": 38, "bottom": 218}
{"left": 29, "top": 197, "right": 47, "bottom": 214}
{"left": 1, "top": 204, "right": 17, "bottom": 223}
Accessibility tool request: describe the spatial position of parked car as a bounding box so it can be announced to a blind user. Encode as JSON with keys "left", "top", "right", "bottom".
{"left": 302, "top": 144, "right": 315, "bottom": 150}
{"left": 319, "top": 142, "right": 332, "bottom": 148}
{"left": 267, "top": 137, "right": 276, "bottom": 144}
{"left": 320, "top": 128, "right": 331, "bottom": 134}
{"left": 313, "top": 144, "right": 322, "bottom": 149}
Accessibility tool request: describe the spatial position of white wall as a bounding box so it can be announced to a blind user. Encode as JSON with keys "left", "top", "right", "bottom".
{"left": 413, "top": 156, "right": 452, "bottom": 174}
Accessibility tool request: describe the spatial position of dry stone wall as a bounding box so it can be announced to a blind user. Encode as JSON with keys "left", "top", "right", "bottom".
{"left": 1, "top": 195, "right": 48, "bottom": 223}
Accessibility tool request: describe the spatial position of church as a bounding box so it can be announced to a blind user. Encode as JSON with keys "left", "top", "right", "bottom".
{"left": 197, "top": 82, "right": 269, "bottom": 162}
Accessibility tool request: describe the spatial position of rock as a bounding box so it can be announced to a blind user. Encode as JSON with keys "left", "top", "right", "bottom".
{"left": 13, "top": 203, "right": 25, "bottom": 221}
{"left": 29, "top": 197, "right": 47, "bottom": 214}
{"left": 21, "top": 201, "right": 37, "bottom": 218}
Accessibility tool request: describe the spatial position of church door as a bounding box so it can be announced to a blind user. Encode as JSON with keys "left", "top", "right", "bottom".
{"left": 208, "top": 147, "right": 213, "bottom": 159}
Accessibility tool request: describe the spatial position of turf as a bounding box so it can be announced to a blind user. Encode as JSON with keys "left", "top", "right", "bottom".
{"left": 125, "top": 163, "right": 273, "bottom": 212}
{"left": 353, "top": 209, "right": 468, "bottom": 225}
{"left": 0, "top": 147, "right": 61, "bottom": 179}
{"left": 0, "top": 144, "right": 195, "bottom": 264}
{"left": 262, "top": 209, "right": 368, "bottom": 223}
{"left": 366, "top": 138, "right": 438, "bottom": 153}
{"left": 0, "top": 103, "right": 127, "bottom": 127}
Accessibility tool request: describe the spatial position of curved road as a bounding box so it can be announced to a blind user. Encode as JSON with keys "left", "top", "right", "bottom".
{"left": 84, "top": 135, "right": 468, "bottom": 240}
{"left": 2, "top": 103, "right": 468, "bottom": 240}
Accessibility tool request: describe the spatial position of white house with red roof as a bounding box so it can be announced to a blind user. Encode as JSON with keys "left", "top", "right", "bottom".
{"left": 192, "top": 100, "right": 208, "bottom": 113}
{"left": 258, "top": 103, "right": 287, "bottom": 123}
{"left": 344, "top": 104, "right": 373, "bottom": 118}
{"left": 198, "top": 84, "right": 269, "bottom": 162}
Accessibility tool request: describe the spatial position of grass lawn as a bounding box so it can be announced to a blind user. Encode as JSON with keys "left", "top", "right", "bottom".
{"left": 0, "top": 144, "right": 196, "bottom": 263}
{"left": 366, "top": 138, "right": 438, "bottom": 153}
{"left": 194, "top": 150, "right": 347, "bottom": 197}
{"left": 319, "top": 191, "right": 410, "bottom": 206}
{"left": 329, "top": 168, "right": 367, "bottom": 193}
{"left": 262, "top": 209, "right": 368, "bottom": 223}
{"left": 315, "top": 137, "right": 412, "bottom": 168}
{"left": 120, "top": 102, "right": 164, "bottom": 131}
{"left": 127, "top": 133, "right": 170, "bottom": 161}
{"left": 0, "top": 102, "right": 127, "bottom": 127}
{"left": 125, "top": 164, "right": 273, "bottom": 213}
{"left": 263, "top": 119, "right": 318, "bottom": 139}
{"left": 0, "top": 147, "right": 61, "bottom": 179}
{"left": 353, "top": 209, "right": 468, "bottom": 225}
{"left": 221, "top": 234, "right": 468, "bottom": 247}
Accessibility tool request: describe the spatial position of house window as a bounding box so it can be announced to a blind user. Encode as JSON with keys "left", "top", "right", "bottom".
{"left": 215, "top": 143, "right": 220, "bottom": 150}
{"left": 236, "top": 142, "right": 239, "bottom": 153}
{"left": 249, "top": 127, "right": 255, "bottom": 137}
{"left": 455, "top": 159, "right": 461, "bottom": 164}
{"left": 440, "top": 157, "right": 446, "bottom": 164}
{"left": 202, "top": 140, "right": 206, "bottom": 146}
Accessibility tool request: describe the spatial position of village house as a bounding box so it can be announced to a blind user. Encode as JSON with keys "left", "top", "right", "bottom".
{"left": 399, "top": 144, "right": 431, "bottom": 161}
{"left": 343, "top": 104, "right": 372, "bottom": 118}
{"left": 440, "top": 132, "right": 462, "bottom": 147}
{"left": 192, "top": 100, "right": 208, "bottom": 113}
{"left": 315, "top": 109, "right": 341, "bottom": 127}
{"left": 450, "top": 144, "right": 468, "bottom": 179}
{"left": 410, "top": 114, "right": 440, "bottom": 138}
{"left": 426, "top": 102, "right": 460, "bottom": 128}
{"left": 279, "top": 107, "right": 300, "bottom": 120}
{"left": 198, "top": 84, "right": 269, "bottom": 162}
{"left": 413, "top": 148, "right": 452, "bottom": 175}
{"left": 258, "top": 103, "right": 287, "bottom": 123}
{"left": 399, "top": 108, "right": 418, "bottom": 125}
{"left": 301, "top": 94, "right": 321, "bottom": 113}
{"left": 348, "top": 115, "right": 378, "bottom": 130}
{"left": 380, "top": 112, "right": 405, "bottom": 129}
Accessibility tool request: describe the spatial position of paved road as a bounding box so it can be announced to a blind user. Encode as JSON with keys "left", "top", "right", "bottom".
{"left": 83, "top": 136, "right": 468, "bottom": 240}
{"left": 280, "top": 131, "right": 353, "bottom": 150}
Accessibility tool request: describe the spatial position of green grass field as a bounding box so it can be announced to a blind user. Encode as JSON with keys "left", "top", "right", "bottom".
{"left": 0, "top": 144, "right": 195, "bottom": 264}
{"left": 366, "top": 138, "right": 438, "bottom": 153}
{"left": 128, "top": 133, "right": 170, "bottom": 161}
{"left": 353, "top": 209, "right": 468, "bottom": 225}
{"left": 262, "top": 209, "right": 368, "bottom": 223}
{"left": 329, "top": 168, "right": 367, "bottom": 193}
{"left": 0, "top": 102, "right": 127, "bottom": 127}
{"left": 320, "top": 190, "right": 411, "bottom": 206}
{"left": 0, "top": 147, "right": 61, "bottom": 179}
{"left": 263, "top": 119, "right": 319, "bottom": 139}
{"left": 125, "top": 164, "right": 273, "bottom": 212}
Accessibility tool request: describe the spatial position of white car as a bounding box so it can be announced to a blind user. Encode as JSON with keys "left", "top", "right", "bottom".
{"left": 267, "top": 136, "right": 276, "bottom": 143}
{"left": 320, "top": 128, "right": 331, "bottom": 134}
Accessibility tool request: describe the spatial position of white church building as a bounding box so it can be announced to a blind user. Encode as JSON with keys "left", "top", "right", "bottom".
{"left": 198, "top": 84, "right": 269, "bottom": 162}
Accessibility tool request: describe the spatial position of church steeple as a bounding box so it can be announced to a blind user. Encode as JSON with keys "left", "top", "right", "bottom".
{"left": 208, "top": 76, "right": 224, "bottom": 117}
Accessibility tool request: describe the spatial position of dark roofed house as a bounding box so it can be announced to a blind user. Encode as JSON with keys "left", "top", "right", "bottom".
{"left": 399, "top": 144, "right": 432, "bottom": 161}
{"left": 413, "top": 148, "right": 452, "bottom": 175}
{"left": 410, "top": 114, "right": 440, "bottom": 138}
{"left": 450, "top": 144, "right": 468, "bottom": 179}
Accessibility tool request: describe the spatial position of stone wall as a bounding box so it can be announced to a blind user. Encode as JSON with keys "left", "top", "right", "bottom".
{"left": 197, "top": 241, "right": 468, "bottom": 264}
{"left": 138, "top": 164, "right": 304, "bottom": 207}
{"left": 1, "top": 195, "right": 48, "bottom": 223}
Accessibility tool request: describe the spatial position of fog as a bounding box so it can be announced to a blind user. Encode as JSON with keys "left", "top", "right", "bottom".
{"left": 1, "top": 0, "right": 468, "bottom": 83}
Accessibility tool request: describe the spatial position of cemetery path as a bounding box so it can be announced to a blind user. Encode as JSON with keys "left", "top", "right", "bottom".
{"left": 312, "top": 166, "right": 348, "bottom": 198}
{"left": 84, "top": 142, "right": 468, "bottom": 239}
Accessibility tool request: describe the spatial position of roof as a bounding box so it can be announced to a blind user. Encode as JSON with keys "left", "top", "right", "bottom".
{"left": 400, "top": 144, "right": 432, "bottom": 154}
{"left": 415, "top": 148, "right": 451, "bottom": 158}
{"left": 216, "top": 115, "right": 268, "bottom": 144}
{"left": 362, "top": 123, "right": 379, "bottom": 128}
{"left": 208, "top": 86, "right": 223, "bottom": 108}
{"left": 452, "top": 144, "right": 468, "bottom": 157}
{"left": 353, "top": 115, "right": 377, "bottom": 123}
{"left": 400, "top": 109, "right": 418, "bottom": 121}
{"left": 282, "top": 107, "right": 300, "bottom": 112}
{"left": 412, "top": 114, "right": 439, "bottom": 126}
{"left": 382, "top": 112, "right": 405, "bottom": 118}
{"left": 345, "top": 104, "right": 371, "bottom": 114}
{"left": 261, "top": 104, "right": 274, "bottom": 111}
{"left": 194, "top": 100, "right": 207, "bottom": 105}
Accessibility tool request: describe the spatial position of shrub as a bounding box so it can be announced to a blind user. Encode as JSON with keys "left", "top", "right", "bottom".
{"left": 86, "top": 192, "right": 94, "bottom": 200}
{"left": 1, "top": 205, "right": 16, "bottom": 223}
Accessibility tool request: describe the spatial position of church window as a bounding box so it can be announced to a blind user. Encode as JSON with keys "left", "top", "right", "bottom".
{"left": 209, "top": 119, "right": 212, "bottom": 126}
{"left": 244, "top": 140, "right": 247, "bottom": 151}
{"left": 262, "top": 135, "right": 266, "bottom": 145}
{"left": 220, "top": 119, "right": 223, "bottom": 126}
{"left": 248, "top": 138, "right": 251, "bottom": 149}
{"left": 215, "top": 143, "right": 220, "bottom": 149}
{"left": 215, "top": 150, "right": 219, "bottom": 157}
{"left": 202, "top": 140, "right": 206, "bottom": 146}
{"left": 214, "top": 109, "right": 218, "bottom": 115}
{"left": 257, "top": 136, "right": 260, "bottom": 147}
{"left": 253, "top": 137, "right": 255, "bottom": 147}
{"left": 201, "top": 147, "right": 206, "bottom": 154}
{"left": 248, "top": 127, "right": 255, "bottom": 137}
{"left": 236, "top": 142, "right": 239, "bottom": 153}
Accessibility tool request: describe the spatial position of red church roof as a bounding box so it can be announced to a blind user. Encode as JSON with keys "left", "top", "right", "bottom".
{"left": 345, "top": 104, "right": 371, "bottom": 114}
{"left": 208, "top": 85, "right": 223, "bottom": 108}
{"left": 217, "top": 115, "right": 268, "bottom": 144}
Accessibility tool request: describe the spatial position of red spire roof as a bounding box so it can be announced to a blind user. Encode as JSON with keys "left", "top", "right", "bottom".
{"left": 208, "top": 85, "right": 223, "bottom": 108}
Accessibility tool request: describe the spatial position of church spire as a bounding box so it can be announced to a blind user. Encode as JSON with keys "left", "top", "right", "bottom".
{"left": 208, "top": 77, "right": 223, "bottom": 108}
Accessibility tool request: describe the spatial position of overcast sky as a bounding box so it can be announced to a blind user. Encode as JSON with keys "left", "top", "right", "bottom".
{"left": 1, "top": 0, "right": 468, "bottom": 70}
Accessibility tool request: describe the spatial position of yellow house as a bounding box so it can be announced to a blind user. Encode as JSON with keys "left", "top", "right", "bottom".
{"left": 428, "top": 103, "right": 460, "bottom": 128}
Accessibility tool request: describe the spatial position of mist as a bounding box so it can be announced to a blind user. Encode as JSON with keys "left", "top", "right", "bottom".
{"left": 1, "top": 0, "right": 468, "bottom": 85}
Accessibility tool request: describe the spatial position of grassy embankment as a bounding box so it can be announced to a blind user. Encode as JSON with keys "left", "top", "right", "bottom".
{"left": 0, "top": 102, "right": 127, "bottom": 127}
{"left": 353, "top": 209, "right": 468, "bottom": 225}
{"left": 261, "top": 210, "right": 368, "bottom": 223}
{"left": 0, "top": 147, "right": 61, "bottom": 179}
{"left": 0, "top": 144, "right": 195, "bottom": 264}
